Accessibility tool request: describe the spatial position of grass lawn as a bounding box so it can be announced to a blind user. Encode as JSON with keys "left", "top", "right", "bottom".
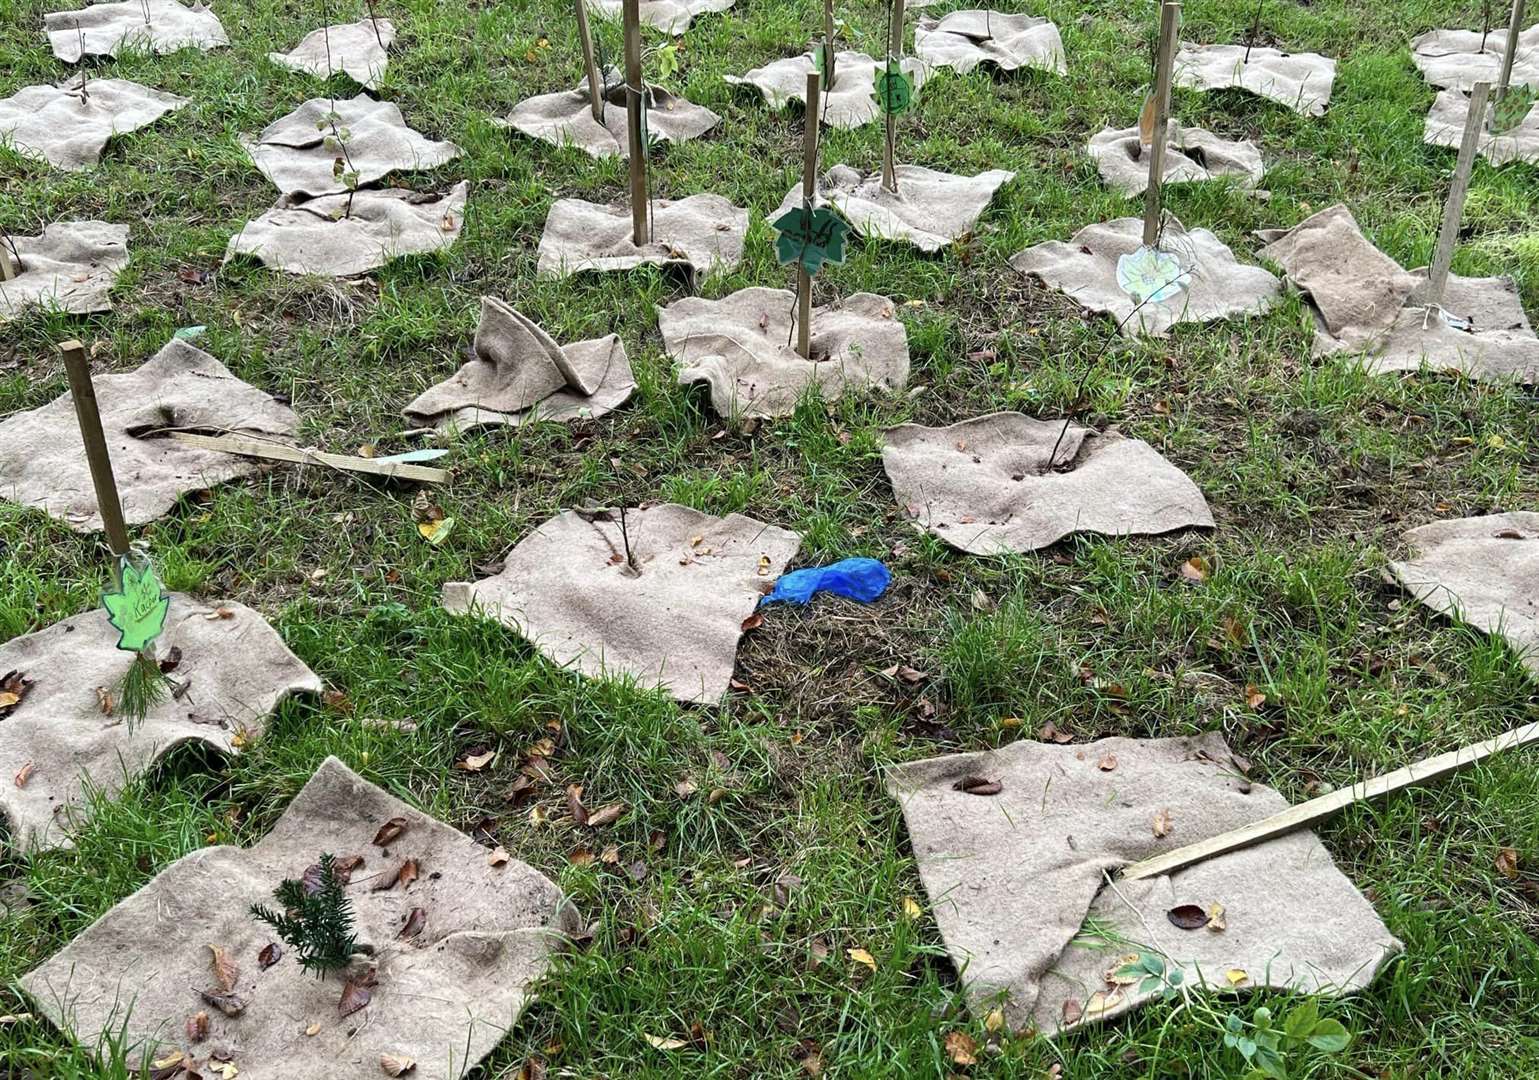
{"left": 2, "top": 0, "right": 1538, "bottom": 1075}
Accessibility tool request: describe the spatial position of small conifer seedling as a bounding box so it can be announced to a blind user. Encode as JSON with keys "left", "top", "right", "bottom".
{"left": 250, "top": 853, "right": 360, "bottom": 978}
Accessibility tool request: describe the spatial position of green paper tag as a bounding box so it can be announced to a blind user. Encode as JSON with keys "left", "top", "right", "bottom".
{"left": 771, "top": 205, "right": 851, "bottom": 276}
{"left": 876, "top": 60, "right": 913, "bottom": 116}
{"left": 1489, "top": 85, "right": 1536, "bottom": 135}
{"left": 103, "top": 557, "right": 170, "bottom": 654}
{"left": 813, "top": 44, "right": 832, "bottom": 85}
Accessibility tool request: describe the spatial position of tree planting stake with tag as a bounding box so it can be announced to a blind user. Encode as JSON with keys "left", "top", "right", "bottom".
{"left": 1426, "top": 81, "right": 1491, "bottom": 308}
{"left": 623, "top": 0, "right": 649, "bottom": 246}
{"left": 1143, "top": 1, "right": 1181, "bottom": 248}
{"left": 880, "top": 0, "right": 910, "bottom": 193}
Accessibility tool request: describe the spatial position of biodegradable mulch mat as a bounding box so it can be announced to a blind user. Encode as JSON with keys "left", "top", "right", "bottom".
{"left": 404, "top": 295, "right": 634, "bottom": 431}
{"left": 881, "top": 412, "right": 1213, "bottom": 554}
{"left": 536, "top": 193, "right": 748, "bottom": 279}
{"left": 268, "top": 19, "right": 395, "bottom": 89}
{"left": 0, "top": 221, "right": 129, "bottom": 321}
{"left": 22, "top": 756, "right": 580, "bottom": 1079}
{"left": 0, "top": 339, "right": 298, "bottom": 532}
{"left": 1010, "top": 216, "right": 1280, "bottom": 337}
{"left": 242, "top": 95, "right": 460, "bottom": 198}
{"left": 659, "top": 286, "right": 910, "bottom": 418}
{"left": 0, "top": 597, "right": 320, "bottom": 850}
{"left": 443, "top": 503, "right": 801, "bottom": 703}
{"left": 770, "top": 164, "right": 1015, "bottom": 253}
{"left": 889, "top": 733, "right": 1401, "bottom": 1034}
{"left": 0, "top": 78, "right": 187, "bottom": 170}
{"left": 1389, "top": 513, "right": 1538, "bottom": 679}
{"left": 1174, "top": 42, "right": 1336, "bottom": 116}
{"left": 224, "top": 182, "right": 467, "bottom": 278}
{"left": 913, "top": 10, "right": 1066, "bottom": 76}
{"left": 1087, "top": 124, "right": 1263, "bottom": 197}
{"left": 726, "top": 50, "right": 930, "bottom": 130}
{"left": 45, "top": 0, "right": 226, "bottom": 61}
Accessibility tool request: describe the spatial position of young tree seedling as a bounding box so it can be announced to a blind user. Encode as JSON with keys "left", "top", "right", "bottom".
{"left": 1243, "top": 0, "right": 1263, "bottom": 64}
{"left": 364, "top": 0, "right": 386, "bottom": 49}
{"left": 1425, "top": 80, "right": 1491, "bottom": 313}
{"left": 317, "top": 14, "right": 361, "bottom": 218}
{"left": 72, "top": 20, "right": 91, "bottom": 101}
{"left": 1481, "top": 0, "right": 1494, "bottom": 54}
{"left": 1142, "top": 2, "right": 1181, "bottom": 248}
{"left": 250, "top": 853, "right": 361, "bottom": 978}
{"left": 575, "top": 0, "right": 605, "bottom": 122}
{"left": 878, "top": 0, "right": 912, "bottom": 194}
{"left": 820, "top": 0, "right": 837, "bottom": 94}
{"left": 59, "top": 340, "right": 176, "bottom": 725}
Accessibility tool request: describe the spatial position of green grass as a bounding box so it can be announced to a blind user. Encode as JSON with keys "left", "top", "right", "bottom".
{"left": 3, "top": 0, "right": 1538, "bottom": 1076}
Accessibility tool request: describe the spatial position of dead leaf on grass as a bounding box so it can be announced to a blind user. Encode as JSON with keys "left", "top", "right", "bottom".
{"left": 944, "top": 1030, "right": 977, "bottom": 1065}
{"left": 373, "top": 817, "right": 408, "bottom": 847}
{"left": 380, "top": 1053, "right": 416, "bottom": 1076}
{"left": 207, "top": 944, "right": 239, "bottom": 993}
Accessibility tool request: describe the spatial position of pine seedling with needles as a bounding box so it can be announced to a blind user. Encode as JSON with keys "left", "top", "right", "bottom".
{"left": 250, "top": 853, "right": 360, "bottom": 978}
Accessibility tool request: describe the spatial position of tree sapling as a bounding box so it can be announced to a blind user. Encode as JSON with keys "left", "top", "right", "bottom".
{"left": 250, "top": 853, "right": 361, "bottom": 978}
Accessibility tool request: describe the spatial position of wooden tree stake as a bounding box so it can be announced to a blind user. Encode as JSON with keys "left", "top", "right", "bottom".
{"left": 1142, "top": 1, "right": 1181, "bottom": 247}
{"left": 798, "top": 70, "right": 822, "bottom": 360}
{"left": 1426, "top": 81, "right": 1491, "bottom": 306}
{"left": 882, "top": 0, "right": 906, "bottom": 193}
{"left": 623, "top": 0, "right": 648, "bottom": 246}
{"left": 59, "top": 340, "right": 131, "bottom": 560}
{"left": 1120, "top": 719, "right": 1539, "bottom": 881}
{"left": 1497, "top": 0, "right": 1527, "bottom": 102}
{"left": 823, "top": 0, "right": 837, "bottom": 92}
{"left": 575, "top": 0, "right": 604, "bottom": 123}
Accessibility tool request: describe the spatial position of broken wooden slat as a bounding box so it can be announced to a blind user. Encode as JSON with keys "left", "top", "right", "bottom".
{"left": 166, "top": 431, "right": 449, "bottom": 483}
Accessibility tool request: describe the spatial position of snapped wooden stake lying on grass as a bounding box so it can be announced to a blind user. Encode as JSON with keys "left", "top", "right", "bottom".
{"left": 1120, "top": 719, "right": 1539, "bottom": 881}
{"left": 1425, "top": 80, "right": 1491, "bottom": 308}
{"left": 165, "top": 431, "right": 450, "bottom": 482}
{"left": 59, "top": 339, "right": 175, "bottom": 723}
{"left": 576, "top": 0, "right": 605, "bottom": 122}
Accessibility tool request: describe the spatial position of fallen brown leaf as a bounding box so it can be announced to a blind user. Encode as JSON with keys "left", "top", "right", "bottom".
{"left": 487, "top": 846, "right": 511, "bottom": 867}
{"left": 338, "top": 971, "right": 376, "bottom": 1016}
{"left": 373, "top": 817, "right": 408, "bottom": 847}
{"left": 198, "top": 989, "right": 246, "bottom": 1017}
{"left": 952, "top": 775, "right": 1002, "bottom": 796}
{"left": 13, "top": 762, "right": 34, "bottom": 788}
{"left": 740, "top": 612, "right": 764, "bottom": 632}
{"left": 1244, "top": 685, "right": 1267, "bottom": 710}
{"left": 644, "top": 1034, "right": 689, "bottom": 1051}
{"left": 257, "top": 942, "right": 282, "bottom": 970}
{"left": 207, "top": 944, "right": 239, "bottom": 993}
{"left": 566, "top": 784, "right": 588, "bottom": 826}
{"left": 587, "top": 802, "right": 626, "bottom": 828}
{"left": 1179, "top": 556, "right": 1211, "bottom": 582}
{"left": 186, "top": 1011, "right": 209, "bottom": 1043}
{"left": 1061, "top": 998, "right": 1082, "bottom": 1026}
{"left": 1097, "top": 754, "right": 1118, "bottom": 772}
{"left": 847, "top": 947, "right": 877, "bottom": 971}
{"left": 400, "top": 907, "right": 427, "bottom": 939}
{"left": 944, "top": 1030, "right": 978, "bottom": 1065}
{"left": 380, "top": 1053, "right": 416, "bottom": 1076}
{"left": 1206, "top": 902, "right": 1227, "bottom": 931}
{"left": 1167, "top": 904, "right": 1208, "bottom": 930}
{"left": 1496, "top": 847, "right": 1520, "bottom": 879}
{"left": 456, "top": 749, "right": 496, "bottom": 772}
{"left": 1152, "top": 808, "right": 1173, "bottom": 838}
{"left": 1038, "top": 721, "right": 1073, "bottom": 743}
{"left": 373, "top": 858, "right": 419, "bottom": 892}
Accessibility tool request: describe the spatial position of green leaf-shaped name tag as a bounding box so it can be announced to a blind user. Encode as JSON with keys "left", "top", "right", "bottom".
{"left": 771, "top": 205, "right": 852, "bottom": 276}
{"left": 103, "top": 558, "right": 170, "bottom": 654}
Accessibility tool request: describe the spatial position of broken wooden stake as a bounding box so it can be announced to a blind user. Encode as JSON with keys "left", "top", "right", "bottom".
{"left": 1426, "top": 80, "right": 1491, "bottom": 306}
{"left": 59, "top": 340, "right": 131, "bottom": 558}
{"left": 623, "top": 0, "right": 648, "bottom": 246}
{"left": 575, "top": 0, "right": 604, "bottom": 123}
{"left": 1120, "top": 719, "right": 1539, "bottom": 881}
{"left": 798, "top": 70, "right": 822, "bottom": 360}
{"left": 1143, "top": 1, "right": 1181, "bottom": 248}
{"left": 166, "top": 432, "right": 450, "bottom": 483}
